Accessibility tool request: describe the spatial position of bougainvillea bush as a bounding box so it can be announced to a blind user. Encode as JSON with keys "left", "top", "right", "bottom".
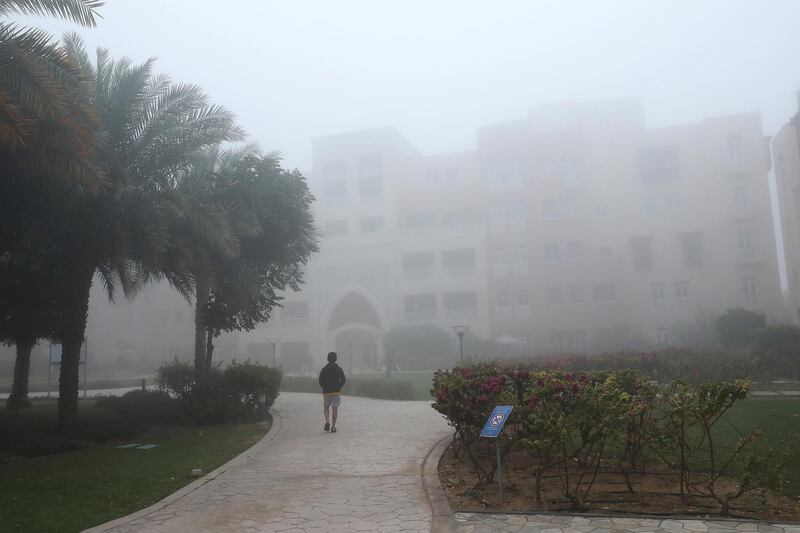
{"left": 432, "top": 363, "right": 795, "bottom": 515}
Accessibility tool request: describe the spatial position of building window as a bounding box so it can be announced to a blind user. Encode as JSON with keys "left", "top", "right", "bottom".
{"left": 551, "top": 330, "right": 588, "bottom": 353}
{"left": 675, "top": 281, "right": 689, "bottom": 300}
{"left": 512, "top": 247, "right": 528, "bottom": 275}
{"left": 544, "top": 242, "right": 560, "bottom": 262}
{"left": 737, "top": 231, "right": 753, "bottom": 257}
{"left": 560, "top": 159, "right": 578, "bottom": 189}
{"left": 643, "top": 196, "right": 657, "bottom": 216}
{"left": 325, "top": 219, "right": 349, "bottom": 237}
{"left": 359, "top": 175, "right": 383, "bottom": 198}
{"left": 651, "top": 283, "right": 665, "bottom": 307}
{"left": 404, "top": 294, "right": 436, "bottom": 321}
{"left": 734, "top": 188, "right": 748, "bottom": 213}
{"left": 324, "top": 159, "right": 346, "bottom": 180}
{"left": 490, "top": 207, "right": 505, "bottom": 233}
{"left": 543, "top": 200, "right": 560, "bottom": 220}
{"left": 742, "top": 276, "right": 758, "bottom": 306}
{"left": 444, "top": 291, "right": 478, "bottom": 319}
{"left": 727, "top": 133, "right": 743, "bottom": 165}
{"left": 546, "top": 286, "right": 563, "bottom": 306}
{"left": 425, "top": 169, "right": 440, "bottom": 189}
{"left": 443, "top": 209, "right": 481, "bottom": 228}
{"left": 564, "top": 201, "right": 580, "bottom": 218}
{"left": 655, "top": 329, "right": 671, "bottom": 346}
{"left": 402, "top": 252, "right": 435, "bottom": 278}
{"left": 666, "top": 193, "right": 681, "bottom": 213}
{"left": 630, "top": 236, "right": 653, "bottom": 272}
{"left": 360, "top": 216, "right": 384, "bottom": 233}
{"left": 281, "top": 302, "right": 309, "bottom": 327}
{"left": 565, "top": 241, "right": 583, "bottom": 261}
{"left": 324, "top": 179, "right": 348, "bottom": 202}
{"left": 442, "top": 249, "right": 475, "bottom": 276}
{"left": 637, "top": 146, "right": 680, "bottom": 182}
{"left": 496, "top": 289, "right": 512, "bottom": 320}
{"left": 681, "top": 232, "right": 703, "bottom": 268}
{"left": 492, "top": 250, "right": 509, "bottom": 276}
{"left": 510, "top": 202, "right": 525, "bottom": 230}
{"left": 516, "top": 289, "right": 532, "bottom": 319}
{"left": 402, "top": 212, "right": 437, "bottom": 229}
{"left": 595, "top": 205, "right": 609, "bottom": 217}
{"left": 593, "top": 246, "right": 613, "bottom": 259}
{"left": 593, "top": 283, "right": 616, "bottom": 303}
{"left": 444, "top": 166, "right": 459, "bottom": 185}
{"left": 568, "top": 284, "right": 585, "bottom": 305}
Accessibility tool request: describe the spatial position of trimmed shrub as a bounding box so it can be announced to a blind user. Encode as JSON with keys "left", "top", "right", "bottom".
{"left": 281, "top": 375, "right": 415, "bottom": 400}
{"left": 715, "top": 307, "right": 766, "bottom": 347}
{"left": 752, "top": 325, "right": 800, "bottom": 380}
{"left": 432, "top": 362, "right": 796, "bottom": 515}
{"left": 156, "top": 359, "right": 281, "bottom": 424}
{"left": 94, "top": 390, "right": 183, "bottom": 425}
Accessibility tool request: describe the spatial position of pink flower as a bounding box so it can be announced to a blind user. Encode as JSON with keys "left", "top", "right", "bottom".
{"left": 571, "top": 384, "right": 580, "bottom": 394}
{"left": 477, "top": 395, "right": 489, "bottom": 404}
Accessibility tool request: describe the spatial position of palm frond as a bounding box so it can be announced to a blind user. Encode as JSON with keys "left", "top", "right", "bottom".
{"left": 0, "top": 0, "right": 103, "bottom": 27}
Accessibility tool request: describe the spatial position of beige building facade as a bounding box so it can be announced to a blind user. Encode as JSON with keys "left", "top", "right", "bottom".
{"left": 244, "top": 98, "right": 784, "bottom": 367}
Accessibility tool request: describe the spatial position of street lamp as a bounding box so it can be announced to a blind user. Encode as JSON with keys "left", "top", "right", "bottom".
{"left": 451, "top": 325, "right": 470, "bottom": 363}
{"left": 267, "top": 338, "right": 280, "bottom": 367}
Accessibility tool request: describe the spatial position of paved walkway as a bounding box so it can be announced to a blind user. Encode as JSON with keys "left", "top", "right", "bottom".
{"left": 98, "top": 392, "right": 451, "bottom": 533}
{"left": 455, "top": 513, "right": 800, "bottom": 532}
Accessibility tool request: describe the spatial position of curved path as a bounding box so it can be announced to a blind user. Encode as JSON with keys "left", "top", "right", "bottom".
{"left": 94, "top": 392, "right": 451, "bottom": 533}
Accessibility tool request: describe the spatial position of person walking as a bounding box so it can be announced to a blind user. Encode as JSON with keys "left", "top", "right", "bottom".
{"left": 318, "top": 351, "right": 346, "bottom": 433}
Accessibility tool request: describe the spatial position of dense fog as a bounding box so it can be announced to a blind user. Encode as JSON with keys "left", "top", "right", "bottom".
{"left": 4, "top": 0, "right": 800, "bottom": 386}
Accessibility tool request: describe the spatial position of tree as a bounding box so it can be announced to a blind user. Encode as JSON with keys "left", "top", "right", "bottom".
{"left": 35, "top": 37, "right": 243, "bottom": 426}
{"left": 715, "top": 308, "right": 766, "bottom": 347}
{"left": 194, "top": 154, "right": 317, "bottom": 377}
{"left": 0, "top": 249, "right": 60, "bottom": 409}
{"left": 0, "top": 1, "right": 104, "bottom": 189}
{"left": 752, "top": 325, "right": 800, "bottom": 380}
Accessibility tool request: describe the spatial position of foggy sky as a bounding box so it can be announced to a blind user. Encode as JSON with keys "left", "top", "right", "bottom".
{"left": 26, "top": 0, "right": 800, "bottom": 170}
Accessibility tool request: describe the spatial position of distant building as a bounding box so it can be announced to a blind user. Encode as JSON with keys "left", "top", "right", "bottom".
{"left": 241, "top": 98, "right": 784, "bottom": 368}
{"left": 772, "top": 91, "right": 800, "bottom": 323}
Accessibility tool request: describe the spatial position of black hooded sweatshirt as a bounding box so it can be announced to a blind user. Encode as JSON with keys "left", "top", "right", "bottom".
{"left": 319, "top": 362, "right": 346, "bottom": 394}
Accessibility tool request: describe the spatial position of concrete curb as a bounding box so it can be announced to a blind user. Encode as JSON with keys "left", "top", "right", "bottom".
{"left": 82, "top": 410, "right": 284, "bottom": 533}
{"left": 423, "top": 434, "right": 456, "bottom": 533}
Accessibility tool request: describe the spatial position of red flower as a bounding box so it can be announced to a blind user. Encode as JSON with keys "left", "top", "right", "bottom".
{"left": 571, "top": 384, "right": 580, "bottom": 394}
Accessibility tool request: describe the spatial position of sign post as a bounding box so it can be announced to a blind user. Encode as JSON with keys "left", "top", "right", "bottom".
{"left": 480, "top": 405, "right": 513, "bottom": 502}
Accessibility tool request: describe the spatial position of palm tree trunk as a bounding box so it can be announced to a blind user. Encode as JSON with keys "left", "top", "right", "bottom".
{"left": 194, "top": 273, "right": 208, "bottom": 380}
{"left": 205, "top": 328, "right": 215, "bottom": 374}
{"left": 58, "top": 266, "right": 93, "bottom": 428}
{"left": 7, "top": 338, "right": 36, "bottom": 410}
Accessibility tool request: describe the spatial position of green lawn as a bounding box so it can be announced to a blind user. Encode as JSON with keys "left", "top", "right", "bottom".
{"left": 0, "top": 415, "right": 267, "bottom": 533}
{"left": 715, "top": 397, "right": 800, "bottom": 496}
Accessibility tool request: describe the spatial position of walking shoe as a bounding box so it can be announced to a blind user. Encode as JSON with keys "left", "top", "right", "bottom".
{"left": 324, "top": 422, "right": 330, "bottom": 432}
{"left": 331, "top": 426, "right": 337, "bottom": 433}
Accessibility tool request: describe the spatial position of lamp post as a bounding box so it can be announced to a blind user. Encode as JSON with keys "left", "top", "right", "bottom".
{"left": 267, "top": 338, "right": 280, "bottom": 367}
{"left": 451, "top": 325, "right": 470, "bottom": 363}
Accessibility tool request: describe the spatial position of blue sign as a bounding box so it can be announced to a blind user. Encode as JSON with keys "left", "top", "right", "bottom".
{"left": 480, "top": 405, "right": 513, "bottom": 438}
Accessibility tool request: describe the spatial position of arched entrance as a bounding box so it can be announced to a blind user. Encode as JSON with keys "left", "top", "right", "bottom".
{"left": 326, "top": 290, "right": 384, "bottom": 373}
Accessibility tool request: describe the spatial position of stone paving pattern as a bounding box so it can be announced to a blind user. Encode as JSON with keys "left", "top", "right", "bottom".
{"left": 103, "top": 392, "right": 451, "bottom": 533}
{"left": 455, "top": 513, "right": 800, "bottom": 533}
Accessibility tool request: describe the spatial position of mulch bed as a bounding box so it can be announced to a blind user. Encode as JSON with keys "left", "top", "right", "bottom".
{"left": 438, "top": 443, "right": 800, "bottom": 522}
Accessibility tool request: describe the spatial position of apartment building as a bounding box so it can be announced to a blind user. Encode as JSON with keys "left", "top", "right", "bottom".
{"left": 773, "top": 92, "right": 800, "bottom": 322}
{"left": 239, "top": 99, "right": 784, "bottom": 365}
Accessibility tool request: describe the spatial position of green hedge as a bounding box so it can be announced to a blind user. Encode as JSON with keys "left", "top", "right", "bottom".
{"left": 281, "top": 375, "right": 415, "bottom": 401}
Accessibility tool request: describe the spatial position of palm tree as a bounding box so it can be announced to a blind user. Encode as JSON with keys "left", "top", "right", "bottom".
{"left": 46, "top": 36, "right": 244, "bottom": 426}
{"left": 0, "top": 1, "right": 105, "bottom": 189}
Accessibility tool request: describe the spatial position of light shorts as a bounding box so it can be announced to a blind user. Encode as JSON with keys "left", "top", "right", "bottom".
{"left": 323, "top": 394, "right": 341, "bottom": 408}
